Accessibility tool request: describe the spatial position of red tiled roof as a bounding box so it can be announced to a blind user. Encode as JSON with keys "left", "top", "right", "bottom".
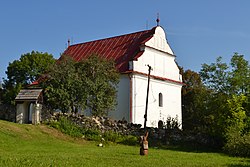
{"left": 62, "top": 27, "right": 157, "bottom": 72}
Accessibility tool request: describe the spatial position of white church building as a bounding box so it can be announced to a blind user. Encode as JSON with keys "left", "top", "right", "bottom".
{"left": 63, "top": 25, "right": 183, "bottom": 127}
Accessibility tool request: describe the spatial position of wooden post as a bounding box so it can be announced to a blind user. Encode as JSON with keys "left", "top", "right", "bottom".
{"left": 144, "top": 65, "right": 152, "bottom": 130}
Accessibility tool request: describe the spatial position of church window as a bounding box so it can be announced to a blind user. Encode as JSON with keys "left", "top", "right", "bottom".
{"left": 159, "top": 93, "right": 163, "bottom": 107}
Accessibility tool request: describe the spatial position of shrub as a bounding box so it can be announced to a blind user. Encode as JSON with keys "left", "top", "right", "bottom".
{"left": 165, "top": 116, "right": 180, "bottom": 130}
{"left": 224, "top": 126, "right": 250, "bottom": 157}
{"left": 101, "top": 131, "right": 138, "bottom": 146}
{"left": 119, "top": 135, "right": 138, "bottom": 146}
{"left": 82, "top": 129, "right": 102, "bottom": 141}
{"left": 50, "top": 116, "right": 83, "bottom": 138}
{"left": 103, "top": 131, "right": 120, "bottom": 143}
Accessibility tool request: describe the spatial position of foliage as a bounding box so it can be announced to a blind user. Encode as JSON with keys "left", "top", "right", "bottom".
{"left": 224, "top": 126, "right": 250, "bottom": 157}
{"left": 50, "top": 116, "right": 82, "bottom": 138}
{"left": 103, "top": 131, "right": 138, "bottom": 145}
{"left": 118, "top": 135, "right": 138, "bottom": 146}
{"left": 197, "top": 53, "right": 250, "bottom": 143}
{"left": 165, "top": 116, "right": 181, "bottom": 130}
{"left": 103, "top": 130, "right": 120, "bottom": 142}
{"left": 200, "top": 53, "right": 250, "bottom": 96}
{"left": 227, "top": 94, "right": 248, "bottom": 131}
{"left": 82, "top": 129, "right": 102, "bottom": 141}
{"left": 181, "top": 69, "right": 209, "bottom": 131}
{"left": 43, "top": 54, "right": 119, "bottom": 116}
{"left": 200, "top": 56, "right": 230, "bottom": 93}
{"left": 47, "top": 115, "right": 138, "bottom": 145}
{"left": 2, "top": 51, "right": 55, "bottom": 105}
{"left": 181, "top": 53, "right": 250, "bottom": 151}
{"left": 43, "top": 56, "right": 87, "bottom": 113}
{"left": 0, "top": 86, "right": 3, "bottom": 105}
{"left": 80, "top": 54, "right": 120, "bottom": 116}
{"left": 229, "top": 53, "right": 250, "bottom": 94}
{"left": 1, "top": 82, "right": 22, "bottom": 105}
{"left": 223, "top": 94, "right": 250, "bottom": 157}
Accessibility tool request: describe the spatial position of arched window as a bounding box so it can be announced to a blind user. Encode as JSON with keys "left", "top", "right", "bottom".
{"left": 159, "top": 93, "right": 163, "bottom": 107}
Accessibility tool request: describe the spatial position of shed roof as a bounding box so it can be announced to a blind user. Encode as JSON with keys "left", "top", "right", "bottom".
{"left": 63, "top": 27, "right": 157, "bottom": 72}
{"left": 15, "top": 89, "right": 43, "bottom": 101}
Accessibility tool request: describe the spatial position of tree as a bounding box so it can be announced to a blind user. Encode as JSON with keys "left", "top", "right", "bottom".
{"left": 81, "top": 54, "right": 119, "bottom": 116}
{"left": 227, "top": 94, "right": 247, "bottom": 131}
{"left": 200, "top": 53, "right": 250, "bottom": 95}
{"left": 43, "top": 54, "right": 119, "bottom": 116}
{"left": 181, "top": 69, "right": 208, "bottom": 131}
{"left": 200, "top": 56, "right": 230, "bottom": 94}
{"left": 199, "top": 53, "right": 250, "bottom": 142}
{"left": 229, "top": 53, "right": 250, "bottom": 95}
{"left": 2, "top": 51, "right": 55, "bottom": 105}
{"left": 42, "top": 56, "right": 87, "bottom": 113}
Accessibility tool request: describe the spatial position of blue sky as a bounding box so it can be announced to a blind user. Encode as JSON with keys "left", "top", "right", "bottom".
{"left": 1, "top": 0, "right": 250, "bottom": 81}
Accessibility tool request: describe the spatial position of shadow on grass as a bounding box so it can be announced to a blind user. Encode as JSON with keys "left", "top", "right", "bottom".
{"left": 227, "top": 161, "right": 250, "bottom": 167}
{"left": 148, "top": 139, "right": 221, "bottom": 154}
{"left": 155, "top": 144, "right": 221, "bottom": 154}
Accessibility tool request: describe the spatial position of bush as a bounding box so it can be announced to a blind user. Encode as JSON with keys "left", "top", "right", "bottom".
{"left": 224, "top": 126, "right": 250, "bottom": 157}
{"left": 103, "top": 131, "right": 120, "bottom": 143}
{"left": 165, "top": 116, "right": 180, "bottom": 130}
{"left": 82, "top": 129, "right": 102, "bottom": 141}
{"left": 102, "top": 131, "right": 138, "bottom": 145}
{"left": 119, "top": 135, "right": 138, "bottom": 146}
{"left": 50, "top": 116, "right": 83, "bottom": 138}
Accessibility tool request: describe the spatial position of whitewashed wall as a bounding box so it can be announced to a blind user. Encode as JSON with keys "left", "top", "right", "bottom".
{"left": 131, "top": 74, "right": 182, "bottom": 127}
{"left": 108, "top": 75, "right": 130, "bottom": 121}
{"left": 131, "top": 26, "right": 182, "bottom": 127}
{"left": 133, "top": 27, "right": 182, "bottom": 82}
{"left": 107, "top": 26, "right": 182, "bottom": 128}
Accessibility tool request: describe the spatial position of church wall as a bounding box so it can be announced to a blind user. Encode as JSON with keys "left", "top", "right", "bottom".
{"left": 133, "top": 27, "right": 182, "bottom": 83}
{"left": 108, "top": 75, "right": 130, "bottom": 121}
{"left": 134, "top": 47, "right": 181, "bottom": 82}
{"left": 131, "top": 74, "right": 182, "bottom": 127}
{"left": 131, "top": 26, "right": 182, "bottom": 127}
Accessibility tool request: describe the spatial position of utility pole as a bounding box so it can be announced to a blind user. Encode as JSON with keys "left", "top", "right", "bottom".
{"left": 144, "top": 65, "right": 152, "bottom": 131}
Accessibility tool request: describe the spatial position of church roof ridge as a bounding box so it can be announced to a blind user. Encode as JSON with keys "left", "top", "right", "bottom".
{"left": 70, "top": 27, "right": 156, "bottom": 47}
{"left": 62, "top": 26, "right": 158, "bottom": 72}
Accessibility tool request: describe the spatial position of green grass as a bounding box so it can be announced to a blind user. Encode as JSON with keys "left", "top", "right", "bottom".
{"left": 0, "top": 120, "right": 249, "bottom": 167}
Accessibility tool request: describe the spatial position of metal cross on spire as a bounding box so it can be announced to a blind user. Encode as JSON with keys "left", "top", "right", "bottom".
{"left": 156, "top": 13, "right": 160, "bottom": 26}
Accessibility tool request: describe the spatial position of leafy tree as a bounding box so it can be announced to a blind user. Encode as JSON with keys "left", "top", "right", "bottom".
{"left": 43, "top": 54, "right": 119, "bottom": 116}
{"left": 229, "top": 53, "right": 250, "bottom": 95}
{"left": 81, "top": 54, "right": 119, "bottom": 116}
{"left": 226, "top": 94, "right": 247, "bottom": 131}
{"left": 200, "top": 56, "right": 230, "bottom": 94}
{"left": 199, "top": 53, "right": 250, "bottom": 142}
{"left": 2, "top": 51, "right": 55, "bottom": 105}
{"left": 224, "top": 94, "right": 250, "bottom": 157}
{"left": 43, "top": 56, "right": 87, "bottom": 113}
{"left": 182, "top": 69, "right": 208, "bottom": 131}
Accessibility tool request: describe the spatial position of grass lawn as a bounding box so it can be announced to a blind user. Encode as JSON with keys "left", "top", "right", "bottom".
{"left": 0, "top": 120, "right": 249, "bottom": 167}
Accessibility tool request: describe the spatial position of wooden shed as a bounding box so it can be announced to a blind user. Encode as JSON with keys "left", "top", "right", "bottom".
{"left": 15, "top": 88, "right": 43, "bottom": 124}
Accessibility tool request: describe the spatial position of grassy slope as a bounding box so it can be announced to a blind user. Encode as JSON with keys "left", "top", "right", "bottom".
{"left": 0, "top": 120, "right": 249, "bottom": 167}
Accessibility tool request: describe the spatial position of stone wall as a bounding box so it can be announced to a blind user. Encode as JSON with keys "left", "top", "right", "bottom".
{"left": 47, "top": 113, "right": 143, "bottom": 136}
{"left": 45, "top": 113, "right": 185, "bottom": 145}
